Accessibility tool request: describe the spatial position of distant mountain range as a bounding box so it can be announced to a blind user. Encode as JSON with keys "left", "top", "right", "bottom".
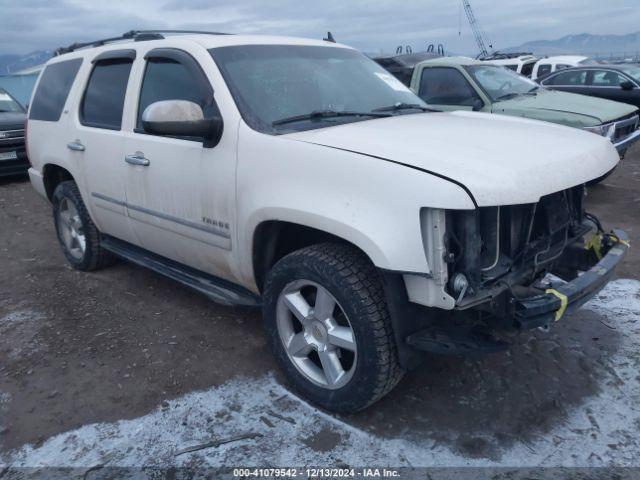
{"left": 0, "top": 51, "right": 52, "bottom": 75}
{"left": 503, "top": 31, "right": 640, "bottom": 57}
{"left": 2, "top": 30, "right": 640, "bottom": 74}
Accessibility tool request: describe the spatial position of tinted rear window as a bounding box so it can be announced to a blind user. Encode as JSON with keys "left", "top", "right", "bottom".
{"left": 29, "top": 58, "right": 82, "bottom": 121}
{"left": 81, "top": 59, "right": 133, "bottom": 130}
{"left": 544, "top": 70, "right": 587, "bottom": 86}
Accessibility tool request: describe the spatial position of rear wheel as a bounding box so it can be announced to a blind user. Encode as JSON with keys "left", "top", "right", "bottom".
{"left": 263, "top": 243, "right": 404, "bottom": 413}
{"left": 52, "top": 181, "right": 116, "bottom": 271}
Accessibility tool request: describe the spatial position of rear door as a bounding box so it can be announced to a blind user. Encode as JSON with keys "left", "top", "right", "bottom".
{"left": 415, "top": 66, "right": 486, "bottom": 112}
{"left": 73, "top": 50, "right": 139, "bottom": 244}
{"left": 122, "top": 47, "right": 237, "bottom": 280}
{"left": 541, "top": 69, "right": 589, "bottom": 95}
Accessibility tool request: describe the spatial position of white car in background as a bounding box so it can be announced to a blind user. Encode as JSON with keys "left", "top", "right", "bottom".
{"left": 532, "top": 55, "right": 590, "bottom": 80}
{"left": 481, "top": 53, "right": 539, "bottom": 77}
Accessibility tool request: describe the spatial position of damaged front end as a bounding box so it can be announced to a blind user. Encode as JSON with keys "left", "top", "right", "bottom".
{"left": 445, "top": 185, "right": 629, "bottom": 330}
{"left": 393, "top": 185, "right": 629, "bottom": 365}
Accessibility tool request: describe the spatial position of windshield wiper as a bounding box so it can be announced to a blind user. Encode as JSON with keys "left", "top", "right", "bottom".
{"left": 372, "top": 102, "right": 437, "bottom": 113}
{"left": 272, "top": 109, "right": 391, "bottom": 127}
{"left": 495, "top": 93, "right": 521, "bottom": 101}
{"left": 496, "top": 88, "right": 540, "bottom": 101}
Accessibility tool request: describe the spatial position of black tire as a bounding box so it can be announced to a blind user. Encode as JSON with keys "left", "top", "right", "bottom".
{"left": 52, "top": 180, "right": 116, "bottom": 271}
{"left": 263, "top": 243, "right": 404, "bottom": 413}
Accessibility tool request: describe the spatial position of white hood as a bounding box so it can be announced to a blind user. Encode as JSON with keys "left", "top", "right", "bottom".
{"left": 285, "top": 111, "right": 619, "bottom": 206}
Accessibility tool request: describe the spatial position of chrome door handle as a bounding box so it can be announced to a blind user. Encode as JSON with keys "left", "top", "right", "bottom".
{"left": 125, "top": 153, "right": 150, "bottom": 167}
{"left": 67, "top": 141, "right": 85, "bottom": 152}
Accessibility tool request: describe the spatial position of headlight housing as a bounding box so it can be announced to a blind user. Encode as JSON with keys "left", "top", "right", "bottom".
{"left": 583, "top": 123, "right": 615, "bottom": 139}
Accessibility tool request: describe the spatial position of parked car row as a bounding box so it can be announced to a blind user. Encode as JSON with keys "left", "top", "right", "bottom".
{"left": 0, "top": 87, "right": 28, "bottom": 177}
{"left": 539, "top": 64, "right": 640, "bottom": 108}
{"left": 410, "top": 57, "right": 640, "bottom": 162}
{"left": 374, "top": 53, "right": 640, "bottom": 172}
{"left": 20, "top": 31, "right": 631, "bottom": 413}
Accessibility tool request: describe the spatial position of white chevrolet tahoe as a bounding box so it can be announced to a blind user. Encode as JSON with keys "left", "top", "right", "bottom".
{"left": 26, "top": 30, "right": 629, "bottom": 413}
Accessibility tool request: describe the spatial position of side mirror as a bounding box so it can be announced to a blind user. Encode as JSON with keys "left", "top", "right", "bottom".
{"left": 471, "top": 98, "right": 484, "bottom": 112}
{"left": 621, "top": 80, "right": 635, "bottom": 91}
{"left": 142, "top": 100, "right": 223, "bottom": 147}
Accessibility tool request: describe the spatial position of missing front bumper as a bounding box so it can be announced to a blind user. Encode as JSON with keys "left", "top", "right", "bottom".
{"left": 514, "top": 229, "right": 630, "bottom": 330}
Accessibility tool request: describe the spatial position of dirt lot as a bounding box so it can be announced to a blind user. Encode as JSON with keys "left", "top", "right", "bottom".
{"left": 0, "top": 146, "right": 639, "bottom": 474}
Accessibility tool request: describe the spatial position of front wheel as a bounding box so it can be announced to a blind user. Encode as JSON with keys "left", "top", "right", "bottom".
{"left": 262, "top": 243, "right": 404, "bottom": 413}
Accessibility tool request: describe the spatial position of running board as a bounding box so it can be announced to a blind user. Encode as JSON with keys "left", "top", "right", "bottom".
{"left": 406, "top": 327, "right": 509, "bottom": 356}
{"left": 100, "top": 235, "right": 261, "bottom": 307}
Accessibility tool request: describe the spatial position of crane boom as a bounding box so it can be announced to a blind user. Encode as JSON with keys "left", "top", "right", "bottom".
{"left": 462, "top": 0, "right": 490, "bottom": 58}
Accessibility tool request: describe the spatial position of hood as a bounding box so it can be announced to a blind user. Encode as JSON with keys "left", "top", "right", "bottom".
{"left": 0, "top": 112, "right": 26, "bottom": 131}
{"left": 285, "top": 111, "right": 619, "bottom": 207}
{"left": 493, "top": 89, "right": 637, "bottom": 127}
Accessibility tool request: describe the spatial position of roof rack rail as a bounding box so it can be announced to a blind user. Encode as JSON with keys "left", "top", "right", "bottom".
{"left": 54, "top": 29, "right": 231, "bottom": 56}
{"left": 478, "top": 51, "right": 534, "bottom": 61}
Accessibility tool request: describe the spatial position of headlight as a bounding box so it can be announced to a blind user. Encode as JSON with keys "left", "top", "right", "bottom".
{"left": 583, "top": 123, "right": 615, "bottom": 139}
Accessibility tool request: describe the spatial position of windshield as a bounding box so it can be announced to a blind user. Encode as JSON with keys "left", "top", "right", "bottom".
{"left": 618, "top": 65, "right": 640, "bottom": 83}
{"left": 0, "top": 90, "right": 24, "bottom": 113}
{"left": 210, "top": 45, "right": 428, "bottom": 134}
{"left": 465, "top": 65, "right": 540, "bottom": 102}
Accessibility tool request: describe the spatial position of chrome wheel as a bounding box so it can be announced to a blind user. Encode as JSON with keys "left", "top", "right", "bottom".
{"left": 276, "top": 280, "right": 357, "bottom": 390}
{"left": 57, "top": 197, "right": 86, "bottom": 260}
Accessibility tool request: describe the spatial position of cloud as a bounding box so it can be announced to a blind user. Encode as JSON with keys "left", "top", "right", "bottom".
{"left": 1, "top": 0, "right": 639, "bottom": 56}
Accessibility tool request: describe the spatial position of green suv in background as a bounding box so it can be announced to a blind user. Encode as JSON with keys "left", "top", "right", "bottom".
{"left": 410, "top": 57, "right": 640, "bottom": 159}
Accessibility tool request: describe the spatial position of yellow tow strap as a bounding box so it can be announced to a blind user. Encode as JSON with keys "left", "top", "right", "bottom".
{"left": 610, "top": 235, "right": 631, "bottom": 248}
{"left": 584, "top": 233, "right": 603, "bottom": 260}
{"left": 546, "top": 289, "right": 569, "bottom": 322}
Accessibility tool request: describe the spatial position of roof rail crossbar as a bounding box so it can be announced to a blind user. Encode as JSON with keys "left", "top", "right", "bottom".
{"left": 55, "top": 29, "right": 231, "bottom": 56}
{"left": 479, "top": 51, "right": 534, "bottom": 61}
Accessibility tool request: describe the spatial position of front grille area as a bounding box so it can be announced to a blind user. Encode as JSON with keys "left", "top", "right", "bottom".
{"left": 0, "top": 129, "right": 25, "bottom": 147}
{"left": 612, "top": 115, "right": 639, "bottom": 143}
{"left": 447, "top": 185, "right": 586, "bottom": 295}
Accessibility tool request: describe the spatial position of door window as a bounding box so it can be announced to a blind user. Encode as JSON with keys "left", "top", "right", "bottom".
{"left": 81, "top": 59, "right": 133, "bottom": 130}
{"left": 543, "top": 70, "right": 587, "bottom": 86}
{"left": 537, "top": 64, "right": 552, "bottom": 77}
{"left": 137, "top": 57, "right": 217, "bottom": 133}
{"left": 29, "top": 59, "right": 82, "bottom": 121}
{"left": 418, "top": 68, "right": 481, "bottom": 107}
{"left": 591, "top": 70, "right": 627, "bottom": 87}
{"left": 520, "top": 62, "right": 535, "bottom": 77}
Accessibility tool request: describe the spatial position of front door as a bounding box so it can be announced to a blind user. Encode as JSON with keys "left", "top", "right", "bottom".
{"left": 123, "top": 48, "right": 237, "bottom": 280}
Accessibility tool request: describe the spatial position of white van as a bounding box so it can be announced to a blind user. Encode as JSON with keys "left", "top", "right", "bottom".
{"left": 532, "top": 55, "right": 590, "bottom": 80}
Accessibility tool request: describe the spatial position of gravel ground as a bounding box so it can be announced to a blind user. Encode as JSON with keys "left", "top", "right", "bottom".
{"left": 0, "top": 145, "right": 639, "bottom": 475}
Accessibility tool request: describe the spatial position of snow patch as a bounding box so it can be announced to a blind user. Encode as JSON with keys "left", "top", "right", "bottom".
{"left": 0, "top": 310, "right": 44, "bottom": 328}
{"left": 1, "top": 280, "right": 640, "bottom": 468}
{"left": 0, "top": 309, "right": 46, "bottom": 359}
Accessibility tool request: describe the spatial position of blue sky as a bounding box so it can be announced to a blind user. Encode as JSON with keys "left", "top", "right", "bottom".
{"left": 1, "top": 0, "right": 639, "bottom": 55}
